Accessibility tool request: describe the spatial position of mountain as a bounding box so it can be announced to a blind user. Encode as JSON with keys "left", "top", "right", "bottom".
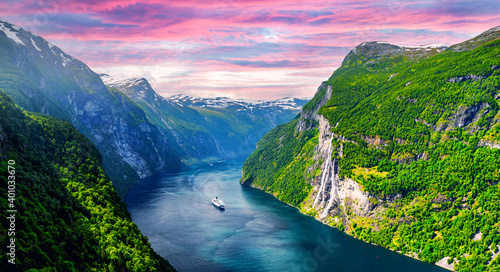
{"left": 100, "top": 74, "right": 309, "bottom": 164}
{"left": 0, "top": 90, "right": 175, "bottom": 271}
{"left": 168, "top": 94, "right": 308, "bottom": 111}
{"left": 0, "top": 18, "right": 310, "bottom": 271}
{"left": 0, "top": 19, "right": 182, "bottom": 197}
{"left": 241, "top": 26, "right": 500, "bottom": 271}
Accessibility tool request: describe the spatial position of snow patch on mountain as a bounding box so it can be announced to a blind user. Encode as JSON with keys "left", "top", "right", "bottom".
{"left": 46, "top": 40, "right": 57, "bottom": 55}
{"left": 100, "top": 74, "right": 310, "bottom": 111}
{"left": 168, "top": 94, "right": 310, "bottom": 111}
{"left": 60, "top": 53, "right": 71, "bottom": 67}
{"left": 375, "top": 41, "right": 448, "bottom": 52}
{"left": 100, "top": 74, "right": 162, "bottom": 102}
{"left": 10, "top": 24, "right": 21, "bottom": 31}
{"left": 101, "top": 74, "right": 145, "bottom": 87}
{"left": 0, "top": 20, "right": 25, "bottom": 46}
{"left": 0, "top": 19, "right": 65, "bottom": 57}
{"left": 31, "top": 38, "right": 41, "bottom": 51}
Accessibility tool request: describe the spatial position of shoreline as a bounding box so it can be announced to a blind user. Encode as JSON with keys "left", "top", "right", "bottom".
{"left": 240, "top": 181, "right": 453, "bottom": 271}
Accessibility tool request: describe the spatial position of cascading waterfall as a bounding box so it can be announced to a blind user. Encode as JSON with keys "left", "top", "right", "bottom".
{"left": 312, "top": 137, "right": 332, "bottom": 208}
{"left": 319, "top": 164, "right": 329, "bottom": 208}
{"left": 212, "top": 136, "right": 224, "bottom": 155}
{"left": 312, "top": 157, "right": 328, "bottom": 208}
{"left": 313, "top": 134, "right": 344, "bottom": 217}
{"left": 335, "top": 117, "right": 342, "bottom": 128}
{"left": 321, "top": 158, "right": 338, "bottom": 218}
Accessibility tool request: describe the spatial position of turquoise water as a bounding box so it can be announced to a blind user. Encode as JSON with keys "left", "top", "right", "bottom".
{"left": 125, "top": 161, "right": 448, "bottom": 272}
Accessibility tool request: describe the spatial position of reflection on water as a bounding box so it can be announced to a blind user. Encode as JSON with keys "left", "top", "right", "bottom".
{"left": 125, "top": 161, "right": 447, "bottom": 272}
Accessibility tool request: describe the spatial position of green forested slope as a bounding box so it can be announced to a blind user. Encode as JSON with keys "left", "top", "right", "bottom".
{"left": 241, "top": 118, "right": 317, "bottom": 206}
{"left": 0, "top": 90, "right": 175, "bottom": 271}
{"left": 0, "top": 19, "right": 183, "bottom": 199}
{"left": 242, "top": 27, "right": 500, "bottom": 271}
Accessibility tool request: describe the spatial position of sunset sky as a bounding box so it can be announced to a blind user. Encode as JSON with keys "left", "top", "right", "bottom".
{"left": 0, "top": 0, "right": 499, "bottom": 99}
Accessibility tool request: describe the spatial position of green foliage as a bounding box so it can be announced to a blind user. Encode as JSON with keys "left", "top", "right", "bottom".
{"left": 321, "top": 39, "right": 500, "bottom": 177}
{"left": 242, "top": 36, "right": 500, "bottom": 271}
{"left": 302, "top": 83, "right": 327, "bottom": 113}
{"left": 241, "top": 118, "right": 315, "bottom": 206}
{"left": 377, "top": 158, "right": 396, "bottom": 172}
{"left": 0, "top": 33, "right": 68, "bottom": 120}
{"left": 0, "top": 90, "right": 175, "bottom": 271}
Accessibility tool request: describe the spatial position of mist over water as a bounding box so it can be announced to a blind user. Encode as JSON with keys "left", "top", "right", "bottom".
{"left": 125, "top": 161, "right": 447, "bottom": 272}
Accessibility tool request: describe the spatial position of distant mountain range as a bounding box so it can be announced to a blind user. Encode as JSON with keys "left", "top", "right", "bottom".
{"left": 167, "top": 94, "right": 308, "bottom": 111}
{"left": 100, "top": 74, "right": 309, "bottom": 165}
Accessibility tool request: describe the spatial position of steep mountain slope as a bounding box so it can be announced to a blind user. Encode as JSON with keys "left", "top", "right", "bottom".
{"left": 0, "top": 90, "right": 175, "bottom": 271}
{"left": 101, "top": 74, "right": 309, "bottom": 163}
{"left": 242, "top": 26, "right": 500, "bottom": 271}
{"left": 0, "top": 19, "right": 182, "bottom": 197}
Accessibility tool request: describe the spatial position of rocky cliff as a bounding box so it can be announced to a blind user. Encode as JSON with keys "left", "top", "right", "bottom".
{"left": 242, "top": 26, "right": 500, "bottom": 271}
{"left": 0, "top": 19, "right": 182, "bottom": 196}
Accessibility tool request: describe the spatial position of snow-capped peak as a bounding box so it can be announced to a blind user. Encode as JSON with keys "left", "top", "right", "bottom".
{"left": 0, "top": 19, "right": 76, "bottom": 67}
{"left": 99, "top": 74, "right": 160, "bottom": 102}
{"left": 100, "top": 74, "right": 149, "bottom": 88}
{"left": 99, "top": 75, "right": 310, "bottom": 110}
{"left": 167, "top": 94, "right": 310, "bottom": 110}
{"left": 0, "top": 20, "right": 25, "bottom": 46}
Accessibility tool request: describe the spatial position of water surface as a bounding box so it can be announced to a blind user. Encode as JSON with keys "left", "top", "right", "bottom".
{"left": 125, "top": 161, "right": 447, "bottom": 272}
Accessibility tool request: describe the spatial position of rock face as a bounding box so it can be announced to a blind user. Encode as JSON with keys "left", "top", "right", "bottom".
{"left": 0, "top": 19, "right": 182, "bottom": 196}
{"left": 479, "top": 140, "right": 500, "bottom": 150}
{"left": 450, "top": 103, "right": 489, "bottom": 129}
{"left": 295, "top": 83, "right": 375, "bottom": 227}
{"left": 296, "top": 82, "right": 331, "bottom": 132}
{"left": 446, "top": 74, "right": 487, "bottom": 83}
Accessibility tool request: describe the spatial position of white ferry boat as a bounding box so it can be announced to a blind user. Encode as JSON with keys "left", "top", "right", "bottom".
{"left": 212, "top": 197, "right": 225, "bottom": 209}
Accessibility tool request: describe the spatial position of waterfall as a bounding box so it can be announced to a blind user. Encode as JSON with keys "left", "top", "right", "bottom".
{"left": 312, "top": 155, "right": 329, "bottom": 208}
{"left": 313, "top": 137, "right": 332, "bottom": 208}
{"left": 335, "top": 117, "right": 343, "bottom": 128}
{"left": 321, "top": 159, "right": 338, "bottom": 218}
{"left": 339, "top": 136, "right": 344, "bottom": 158}
{"left": 318, "top": 155, "right": 332, "bottom": 208}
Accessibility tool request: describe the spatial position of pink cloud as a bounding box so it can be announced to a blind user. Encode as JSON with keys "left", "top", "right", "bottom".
{"left": 0, "top": 0, "right": 498, "bottom": 99}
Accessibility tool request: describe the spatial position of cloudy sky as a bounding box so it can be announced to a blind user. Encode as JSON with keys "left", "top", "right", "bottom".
{"left": 0, "top": 0, "right": 498, "bottom": 99}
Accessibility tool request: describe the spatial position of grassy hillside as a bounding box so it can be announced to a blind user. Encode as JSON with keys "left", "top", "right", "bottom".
{"left": 0, "top": 90, "right": 175, "bottom": 271}
{"left": 242, "top": 28, "right": 500, "bottom": 271}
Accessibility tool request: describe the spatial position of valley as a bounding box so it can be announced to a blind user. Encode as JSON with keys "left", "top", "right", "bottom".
{"left": 0, "top": 10, "right": 499, "bottom": 272}
{"left": 125, "top": 161, "right": 448, "bottom": 272}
